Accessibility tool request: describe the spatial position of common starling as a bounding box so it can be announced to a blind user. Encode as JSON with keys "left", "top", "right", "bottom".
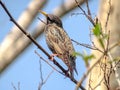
{"left": 39, "top": 10, "right": 77, "bottom": 78}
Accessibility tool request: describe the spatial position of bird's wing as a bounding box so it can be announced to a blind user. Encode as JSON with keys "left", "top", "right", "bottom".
{"left": 45, "top": 24, "right": 74, "bottom": 56}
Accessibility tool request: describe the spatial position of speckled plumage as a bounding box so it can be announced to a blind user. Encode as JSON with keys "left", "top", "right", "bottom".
{"left": 43, "top": 13, "right": 77, "bottom": 77}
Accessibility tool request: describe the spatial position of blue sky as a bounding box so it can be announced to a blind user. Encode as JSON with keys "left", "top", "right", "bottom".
{"left": 0, "top": 0, "right": 99, "bottom": 90}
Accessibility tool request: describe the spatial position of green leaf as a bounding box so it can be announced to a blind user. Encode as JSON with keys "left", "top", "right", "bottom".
{"left": 93, "top": 23, "right": 101, "bottom": 37}
{"left": 73, "top": 51, "right": 95, "bottom": 66}
{"left": 72, "top": 52, "right": 82, "bottom": 57}
{"left": 84, "top": 54, "right": 94, "bottom": 61}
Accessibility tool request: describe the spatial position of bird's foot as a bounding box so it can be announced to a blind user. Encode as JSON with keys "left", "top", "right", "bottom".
{"left": 49, "top": 54, "right": 58, "bottom": 61}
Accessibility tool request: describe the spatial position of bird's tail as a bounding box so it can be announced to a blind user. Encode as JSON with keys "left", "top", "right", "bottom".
{"left": 69, "top": 63, "right": 78, "bottom": 79}
{"left": 74, "top": 66, "right": 78, "bottom": 75}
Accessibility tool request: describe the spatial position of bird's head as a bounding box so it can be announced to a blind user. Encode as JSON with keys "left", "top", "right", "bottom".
{"left": 39, "top": 10, "right": 63, "bottom": 27}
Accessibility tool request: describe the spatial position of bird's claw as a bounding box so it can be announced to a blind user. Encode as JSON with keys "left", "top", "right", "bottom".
{"left": 49, "top": 54, "right": 58, "bottom": 61}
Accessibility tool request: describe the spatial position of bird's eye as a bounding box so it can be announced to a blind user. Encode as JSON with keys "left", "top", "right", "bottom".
{"left": 47, "top": 17, "right": 52, "bottom": 21}
{"left": 47, "top": 17, "right": 55, "bottom": 24}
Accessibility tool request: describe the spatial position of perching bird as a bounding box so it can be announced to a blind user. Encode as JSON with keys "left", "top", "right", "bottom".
{"left": 39, "top": 10, "right": 77, "bottom": 78}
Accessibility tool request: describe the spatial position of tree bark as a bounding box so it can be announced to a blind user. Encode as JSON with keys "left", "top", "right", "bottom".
{"left": 87, "top": 0, "right": 120, "bottom": 90}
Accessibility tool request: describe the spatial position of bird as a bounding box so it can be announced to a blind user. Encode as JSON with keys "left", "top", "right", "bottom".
{"left": 39, "top": 10, "right": 77, "bottom": 78}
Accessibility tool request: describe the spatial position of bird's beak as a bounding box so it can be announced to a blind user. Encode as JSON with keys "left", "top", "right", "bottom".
{"left": 39, "top": 10, "right": 48, "bottom": 17}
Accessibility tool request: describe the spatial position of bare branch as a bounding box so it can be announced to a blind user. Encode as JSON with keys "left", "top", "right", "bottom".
{"left": 71, "top": 39, "right": 104, "bottom": 53}
{"left": 75, "top": 0, "right": 95, "bottom": 26}
{"left": 105, "top": 0, "right": 111, "bottom": 29}
{"left": 11, "top": 82, "right": 20, "bottom": 90}
{"left": 37, "top": 17, "right": 47, "bottom": 25}
{"left": 35, "top": 51, "right": 62, "bottom": 74}
{"left": 39, "top": 59, "right": 44, "bottom": 85}
{"left": 38, "top": 69, "right": 53, "bottom": 90}
{"left": 11, "top": 83, "right": 17, "bottom": 90}
{"left": 85, "top": 0, "right": 91, "bottom": 16}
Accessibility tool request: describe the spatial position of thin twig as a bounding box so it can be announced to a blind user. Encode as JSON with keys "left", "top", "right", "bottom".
{"left": 105, "top": 0, "right": 111, "bottom": 29}
{"left": 11, "top": 83, "right": 17, "bottom": 90}
{"left": 85, "top": 0, "right": 91, "bottom": 16}
{"left": 75, "top": 0, "right": 95, "bottom": 26}
{"left": 44, "top": 71, "right": 54, "bottom": 84}
{"left": 70, "top": 12, "right": 84, "bottom": 17}
{"left": 35, "top": 51, "right": 62, "bottom": 74}
{"left": 71, "top": 39, "right": 103, "bottom": 53}
{"left": 39, "top": 60, "right": 44, "bottom": 85}
{"left": 18, "top": 82, "right": 20, "bottom": 90}
{"left": 38, "top": 70, "right": 53, "bottom": 90}
{"left": 106, "top": 30, "right": 110, "bottom": 54}
{"left": 38, "top": 17, "right": 47, "bottom": 25}
{"left": 109, "top": 41, "right": 120, "bottom": 51}
{"left": 92, "top": 77, "right": 104, "bottom": 90}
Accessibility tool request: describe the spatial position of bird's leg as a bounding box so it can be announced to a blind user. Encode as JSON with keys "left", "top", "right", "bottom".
{"left": 49, "top": 53, "right": 63, "bottom": 61}
{"left": 49, "top": 54, "right": 58, "bottom": 61}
